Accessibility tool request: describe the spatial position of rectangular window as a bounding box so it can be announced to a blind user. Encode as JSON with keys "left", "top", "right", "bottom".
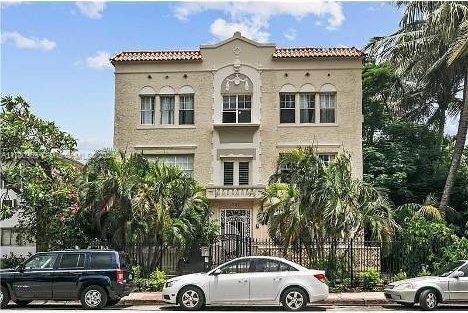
{"left": 0, "top": 228, "right": 21, "bottom": 246}
{"left": 320, "top": 93, "right": 336, "bottom": 123}
{"left": 223, "top": 162, "right": 234, "bottom": 185}
{"left": 300, "top": 93, "right": 315, "bottom": 123}
{"left": 156, "top": 155, "right": 194, "bottom": 177}
{"left": 140, "top": 96, "right": 155, "bottom": 125}
{"left": 280, "top": 93, "right": 296, "bottom": 123}
{"left": 222, "top": 95, "right": 251, "bottom": 123}
{"left": 160, "top": 96, "right": 175, "bottom": 124}
{"left": 319, "top": 154, "right": 336, "bottom": 164}
{"left": 179, "top": 95, "right": 194, "bottom": 125}
{"left": 59, "top": 253, "right": 85, "bottom": 269}
{"left": 238, "top": 162, "right": 249, "bottom": 185}
{"left": 89, "top": 253, "right": 116, "bottom": 269}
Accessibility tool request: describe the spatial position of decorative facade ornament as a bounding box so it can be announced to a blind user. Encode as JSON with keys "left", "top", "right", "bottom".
{"left": 225, "top": 73, "right": 250, "bottom": 91}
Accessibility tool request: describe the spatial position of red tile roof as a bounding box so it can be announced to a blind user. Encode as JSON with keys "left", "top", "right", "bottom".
{"left": 111, "top": 47, "right": 363, "bottom": 63}
{"left": 111, "top": 50, "right": 202, "bottom": 62}
{"left": 273, "top": 47, "right": 364, "bottom": 58}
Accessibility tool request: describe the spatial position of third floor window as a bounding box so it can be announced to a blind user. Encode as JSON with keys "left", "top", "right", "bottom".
{"left": 222, "top": 95, "right": 251, "bottom": 123}
{"left": 161, "top": 96, "right": 175, "bottom": 124}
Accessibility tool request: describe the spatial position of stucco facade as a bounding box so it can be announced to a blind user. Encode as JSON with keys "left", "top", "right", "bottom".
{"left": 112, "top": 32, "right": 363, "bottom": 240}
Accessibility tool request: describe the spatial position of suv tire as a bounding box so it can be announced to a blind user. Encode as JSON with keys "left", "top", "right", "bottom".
{"left": 107, "top": 298, "right": 121, "bottom": 306}
{"left": 80, "top": 285, "right": 108, "bottom": 310}
{"left": 14, "top": 300, "right": 32, "bottom": 307}
{"left": 281, "top": 287, "right": 307, "bottom": 311}
{"left": 419, "top": 289, "right": 439, "bottom": 311}
{"left": 178, "top": 286, "right": 205, "bottom": 311}
{"left": 1, "top": 285, "right": 10, "bottom": 309}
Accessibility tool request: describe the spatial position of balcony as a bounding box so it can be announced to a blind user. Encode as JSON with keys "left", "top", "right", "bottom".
{"left": 206, "top": 186, "right": 264, "bottom": 200}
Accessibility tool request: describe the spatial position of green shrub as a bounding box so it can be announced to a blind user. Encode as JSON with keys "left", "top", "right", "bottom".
{"left": 392, "top": 270, "right": 408, "bottom": 281}
{"left": 356, "top": 267, "right": 382, "bottom": 291}
{"left": 418, "top": 265, "right": 431, "bottom": 276}
{"left": 131, "top": 265, "right": 167, "bottom": 292}
{"left": 0, "top": 253, "right": 29, "bottom": 269}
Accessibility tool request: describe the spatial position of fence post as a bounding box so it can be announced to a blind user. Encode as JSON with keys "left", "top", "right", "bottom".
{"left": 350, "top": 238, "right": 354, "bottom": 288}
{"left": 299, "top": 239, "right": 303, "bottom": 265}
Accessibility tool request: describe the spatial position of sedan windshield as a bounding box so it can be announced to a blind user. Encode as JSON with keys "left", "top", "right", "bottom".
{"left": 432, "top": 261, "right": 465, "bottom": 277}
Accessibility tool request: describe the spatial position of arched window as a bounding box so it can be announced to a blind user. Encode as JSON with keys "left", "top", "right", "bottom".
{"left": 179, "top": 86, "right": 195, "bottom": 125}
{"left": 159, "top": 86, "right": 176, "bottom": 124}
{"left": 299, "top": 84, "right": 316, "bottom": 123}
{"left": 279, "top": 84, "right": 297, "bottom": 123}
{"left": 319, "top": 84, "right": 337, "bottom": 123}
{"left": 221, "top": 74, "right": 253, "bottom": 123}
{"left": 139, "top": 86, "right": 156, "bottom": 125}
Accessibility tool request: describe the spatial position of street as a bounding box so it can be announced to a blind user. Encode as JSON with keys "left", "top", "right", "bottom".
{"left": 3, "top": 303, "right": 468, "bottom": 313}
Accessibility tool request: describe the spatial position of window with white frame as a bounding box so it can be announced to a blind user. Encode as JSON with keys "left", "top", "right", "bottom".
{"left": 223, "top": 160, "right": 250, "bottom": 186}
{"left": 300, "top": 93, "right": 315, "bottom": 123}
{"left": 0, "top": 228, "right": 20, "bottom": 246}
{"left": 160, "top": 96, "right": 175, "bottom": 124}
{"left": 318, "top": 153, "right": 336, "bottom": 164}
{"left": 140, "top": 96, "right": 155, "bottom": 125}
{"left": 280, "top": 93, "right": 296, "bottom": 123}
{"left": 222, "top": 95, "right": 251, "bottom": 123}
{"left": 179, "top": 94, "right": 194, "bottom": 125}
{"left": 154, "top": 154, "right": 194, "bottom": 176}
{"left": 320, "top": 93, "right": 336, "bottom": 123}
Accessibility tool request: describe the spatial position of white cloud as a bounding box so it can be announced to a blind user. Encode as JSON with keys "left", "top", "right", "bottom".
{"left": 174, "top": 1, "right": 345, "bottom": 42}
{"left": 85, "top": 51, "right": 112, "bottom": 69}
{"left": 1, "top": 31, "right": 56, "bottom": 51}
{"left": 75, "top": 1, "right": 105, "bottom": 19}
{"left": 210, "top": 18, "right": 269, "bottom": 42}
{"left": 284, "top": 28, "right": 297, "bottom": 41}
{"left": 0, "top": 1, "right": 23, "bottom": 9}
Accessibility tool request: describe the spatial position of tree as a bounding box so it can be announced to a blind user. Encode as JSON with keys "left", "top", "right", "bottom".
{"left": 0, "top": 96, "right": 85, "bottom": 248}
{"left": 366, "top": 2, "right": 468, "bottom": 210}
{"left": 258, "top": 148, "right": 396, "bottom": 265}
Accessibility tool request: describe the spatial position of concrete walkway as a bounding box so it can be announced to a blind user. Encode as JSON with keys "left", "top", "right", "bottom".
{"left": 121, "top": 292, "right": 387, "bottom": 306}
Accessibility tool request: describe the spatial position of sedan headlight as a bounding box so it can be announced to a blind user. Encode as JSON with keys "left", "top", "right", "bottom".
{"left": 394, "top": 283, "right": 414, "bottom": 290}
{"left": 165, "top": 280, "right": 177, "bottom": 288}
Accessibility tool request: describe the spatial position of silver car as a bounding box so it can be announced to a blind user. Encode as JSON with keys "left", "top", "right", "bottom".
{"left": 384, "top": 260, "right": 468, "bottom": 310}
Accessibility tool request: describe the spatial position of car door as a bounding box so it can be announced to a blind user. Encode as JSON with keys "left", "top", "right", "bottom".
{"left": 53, "top": 252, "right": 86, "bottom": 299}
{"left": 449, "top": 263, "right": 468, "bottom": 301}
{"left": 209, "top": 259, "right": 251, "bottom": 303}
{"left": 249, "top": 259, "right": 290, "bottom": 302}
{"left": 12, "top": 253, "right": 58, "bottom": 299}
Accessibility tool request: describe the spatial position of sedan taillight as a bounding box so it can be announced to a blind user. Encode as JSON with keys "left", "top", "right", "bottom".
{"left": 116, "top": 268, "right": 124, "bottom": 283}
{"left": 314, "top": 273, "right": 326, "bottom": 283}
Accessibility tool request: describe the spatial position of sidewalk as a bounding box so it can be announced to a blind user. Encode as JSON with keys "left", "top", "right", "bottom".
{"left": 121, "top": 292, "right": 387, "bottom": 306}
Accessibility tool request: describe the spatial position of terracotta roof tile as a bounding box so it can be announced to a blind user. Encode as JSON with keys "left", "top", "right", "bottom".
{"left": 111, "top": 50, "right": 202, "bottom": 62}
{"left": 111, "top": 47, "right": 363, "bottom": 63}
{"left": 273, "top": 47, "right": 364, "bottom": 58}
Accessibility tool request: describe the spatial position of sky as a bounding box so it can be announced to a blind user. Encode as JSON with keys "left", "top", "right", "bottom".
{"left": 2, "top": 0, "right": 454, "bottom": 160}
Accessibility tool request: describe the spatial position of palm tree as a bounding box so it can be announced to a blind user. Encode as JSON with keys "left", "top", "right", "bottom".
{"left": 259, "top": 148, "right": 397, "bottom": 265}
{"left": 366, "top": 2, "right": 468, "bottom": 211}
{"left": 80, "top": 149, "right": 149, "bottom": 247}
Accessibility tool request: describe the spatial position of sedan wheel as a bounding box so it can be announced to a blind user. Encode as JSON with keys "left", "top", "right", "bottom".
{"left": 1, "top": 285, "right": 10, "bottom": 309}
{"left": 419, "top": 289, "right": 439, "bottom": 311}
{"left": 178, "top": 286, "right": 204, "bottom": 311}
{"left": 281, "top": 288, "right": 307, "bottom": 311}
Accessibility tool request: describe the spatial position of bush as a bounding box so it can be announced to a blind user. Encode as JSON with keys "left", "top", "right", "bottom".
{"left": 356, "top": 267, "right": 382, "bottom": 291}
{"left": 131, "top": 265, "right": 167, "bottom": 292}
{"left": 392, "top": 270, "right": 407, "bottom": 282}
{"left": 0, "top": 253, "right": 29, "bottom": 269}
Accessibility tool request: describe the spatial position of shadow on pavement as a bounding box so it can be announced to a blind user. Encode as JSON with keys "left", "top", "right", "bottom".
{"left": 381, "top": 304, "right": 468, "bottom": 311}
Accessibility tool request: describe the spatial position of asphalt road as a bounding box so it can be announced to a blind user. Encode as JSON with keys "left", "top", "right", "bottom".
{"left": 3, "top": 304, "right": 468, "bottom": 313}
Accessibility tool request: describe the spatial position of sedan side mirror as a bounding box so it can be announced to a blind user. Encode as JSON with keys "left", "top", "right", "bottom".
{"left": 15, "top": 265, "right": 24, "bottom": 273}
{"left": 453, "top": 271, "right": 464, "bottom": 278}
{"left": 212, "top": 268, "right": 222, "bottom": 276}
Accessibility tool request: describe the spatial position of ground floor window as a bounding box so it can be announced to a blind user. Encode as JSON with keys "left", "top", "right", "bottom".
{"left": 145, "top": 154, "right": 194, "bottom": 177}
{"left": 318, "top": 153, "right": 336, "bottom": 164}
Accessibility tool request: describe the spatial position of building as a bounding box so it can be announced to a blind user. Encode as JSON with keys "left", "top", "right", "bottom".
{"left": 112, "top": 32, "right": 363, "bottom": 241}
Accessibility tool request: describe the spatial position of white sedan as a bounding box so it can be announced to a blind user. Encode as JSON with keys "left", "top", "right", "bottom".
{"left": 162, "top": 256, "right": 329, "bottom": 311}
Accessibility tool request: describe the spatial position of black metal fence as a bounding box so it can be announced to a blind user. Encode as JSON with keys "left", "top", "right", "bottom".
{"left": 35, "top": 236, "right": 437, "bottom": 289}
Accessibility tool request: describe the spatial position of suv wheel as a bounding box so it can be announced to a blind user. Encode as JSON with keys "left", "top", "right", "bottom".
{"left": 281, "top": 287, "right": 307, "bottom": 311}
{"left": 419, "top": 289, "right": 439, "bottom": 311}
{"left": 80, "top": 285, "right": 108, "bottom": 310}
{"left": 178, "top": 286, "right": 204, "bottom": 311}
{"left": 14, "top": 300, "right": 32, "bottom": 307}
{"left": 1, "top": 285, "right": 10, "bottom": 309}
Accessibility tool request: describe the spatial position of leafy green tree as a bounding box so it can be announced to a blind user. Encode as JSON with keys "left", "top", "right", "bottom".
{"left": 366, "top": 2, "right": 468, "bottom": 211}
{"left": 0, "top": 96, "right": 85, "bottom": 248}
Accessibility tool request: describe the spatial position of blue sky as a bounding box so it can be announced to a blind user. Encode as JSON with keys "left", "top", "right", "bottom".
{"left": 1, "top": 1, "right": 407, "bottom": 159}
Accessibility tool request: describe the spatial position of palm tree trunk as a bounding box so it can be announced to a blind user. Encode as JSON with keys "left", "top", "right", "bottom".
{"left": 440, "top": 70, "right": 468, "bottom": 210}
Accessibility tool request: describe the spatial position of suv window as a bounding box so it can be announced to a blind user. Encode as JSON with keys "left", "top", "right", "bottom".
{"left": 89, "top": 252, "right": 116, "bottom": 269}
{"left": 220, "top": 259, "right": 250, "bottom": 274}
{"left": 24, "top": 253, "right": 58, "bottom": 270}
{"left": 59, "top": 253, "right": 85, "bottom": 269}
